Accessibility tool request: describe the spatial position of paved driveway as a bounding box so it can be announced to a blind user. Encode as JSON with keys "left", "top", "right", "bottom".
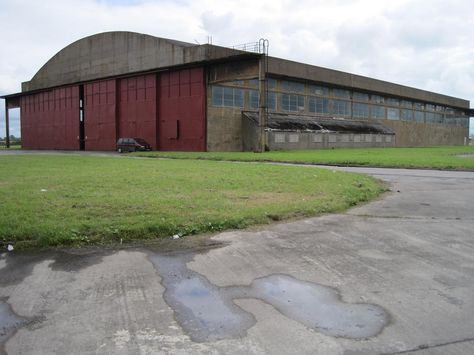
{"left": 1, "top": 167, "right": 473, "bottom": 354}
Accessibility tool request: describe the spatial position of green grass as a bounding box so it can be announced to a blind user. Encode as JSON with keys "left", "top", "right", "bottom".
{"left": 0, "top": 155, "right": 384, "bottom": 249}
{"left": 134, "top": 146, "right": 474, "bottom": 170}
{"left": 0, "top": 144, "right": 21, "bottom": 149}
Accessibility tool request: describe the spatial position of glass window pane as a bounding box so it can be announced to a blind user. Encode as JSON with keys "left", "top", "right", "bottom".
{"left": 281, "top": 94, "right": 304, "bottom": 112}
{"left": 281, "top": 94, "right": 290, "bottom": 111}
{"left": 309, "top": 97, "right": 329, "bottom": 114}
{"left": 309, "top": 85, "right": 329, "bottom": 96}
{"left": 426, "top": 104, "right": 435, "bottom": 111}
{"left": 223, "top": 87, "right": 233, "bottom": 106}
{"left": 290, "top": 94, "right": 297, "bottom": 109}
{"left": 414, "top": 110, "right": 424, "bottom": 123}
{"left": 425, "top": 112, "right": 435, "bottom": 123}
{"left": 353, "top": 92, "right": 369, "bottom": 102}
{"left": 267, "top": 78, "right": 277, "bottom": 89}
{"left": 234, "top": 89, "right": 244, "bottom": 108}
{"left": 371, "top": 105, "right": 385, "bottom": 119}
{"left": 267, "top": 92, "right": 276, "bottom": 110}
{"left": 282, "top": 80, "right": 305, "bottom": 92}
{"left": 414, "top": 102, "right": 424, "bottom": 110}
{"left": 401, "top": 100, "right": 412, "bottom": 108}
{"left": 332, "top": 100, "right": 351, "bottom": 116}
{"left": 249, "top": 90, "right": 259, "bottom": 109}
{"left": 249, "top": 79, "right": 259, "bottom": 88}
{"left": 212, "top": 86, "right": 223, "bottom": 106}
{"left": 372, "top": 95, "right": 385, "bottom": 104}
{"left": 333, "top": 89, "right": 350, "bottom": 98}
{"left": 401, "top": 109, "right": 413, "bottom": 121}
{"left": 387, "top": 108, "right": 400, "bottom": 120}
{"left": 353, "top": 103, "right": 369, "bottom": 118}
{"left": 297, "top": 95, "right": 305, "bottom": 111}
{"left": 386, "top": 97, "right": 399, "bottom": 106}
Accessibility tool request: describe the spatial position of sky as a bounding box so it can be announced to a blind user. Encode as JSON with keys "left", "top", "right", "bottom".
{"left": 1, "top": 0, "right": 473, "bottom": 137}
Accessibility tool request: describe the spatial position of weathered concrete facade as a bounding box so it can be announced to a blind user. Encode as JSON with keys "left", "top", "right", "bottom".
{"left": 377, "top": 119, "right": 467, "bottom": 147}
{"left": 1, "top": 31, "right": 471, "bottom": 152}
{"left": 205, "top": 59, "right": 470, "bottom": 150}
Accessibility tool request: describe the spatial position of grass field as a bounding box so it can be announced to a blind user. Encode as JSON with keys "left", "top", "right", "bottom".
{"left": 134, "top": 146, "right": 474, "bottom": 170}
{"left": 0, "top": 144, "right": 21, "bottom": 150}
{"left": 0, "top": 155, "right": 384, "bottom": 249}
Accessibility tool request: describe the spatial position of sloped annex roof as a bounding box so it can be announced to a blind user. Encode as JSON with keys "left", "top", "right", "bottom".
{"left": 243, "top": 112, "right": 395, "bottom": 134}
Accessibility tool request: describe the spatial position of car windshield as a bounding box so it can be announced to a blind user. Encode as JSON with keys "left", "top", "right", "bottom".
{"left": 134, "top": 138, "right": 148, "bottom": 145}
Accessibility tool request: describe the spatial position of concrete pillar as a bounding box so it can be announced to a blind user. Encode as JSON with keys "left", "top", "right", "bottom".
{"left": 5, "top": 100, "right": 10, "bottom": 148}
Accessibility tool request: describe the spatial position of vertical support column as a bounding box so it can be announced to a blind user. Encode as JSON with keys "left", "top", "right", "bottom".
{"left": 258, "top": 39, "right": 269, "bottom": 153}
{"left": 258, "top": 55, "right": 266, "bottom": 152}
{"left": 5, "top": 99, "right": 10, "bottom": 148}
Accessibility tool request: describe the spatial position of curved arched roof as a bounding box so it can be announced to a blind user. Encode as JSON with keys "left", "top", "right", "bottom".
{"left": 22, "top": 31, "right": 199, "bottom": 92}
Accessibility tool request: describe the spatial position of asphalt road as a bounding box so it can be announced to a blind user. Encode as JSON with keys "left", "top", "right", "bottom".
{"left": 1, "top": 167, "right": 474, "bottom": 354}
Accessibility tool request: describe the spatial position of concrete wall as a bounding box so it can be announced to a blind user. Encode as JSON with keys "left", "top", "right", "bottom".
{"left": 207, "top": 106, "right": 244, "bottom": 151}
{"left": 206, "top": 60, "right": 259, "bottom": 151}
{"left": 380, "top": 119, "right": 468, "bottom": 147}
{"left": 242, "top": 115, "right": 260, "bottom": 152}
{"left": 266, "top": 131, "right": 395, "bottom": 150}
{"left": 208, "top": 59, "right": 259, "bottom": 83}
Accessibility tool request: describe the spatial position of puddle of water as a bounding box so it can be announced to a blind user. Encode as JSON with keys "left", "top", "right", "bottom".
{"left": 241, "top": 274, "right": 387, "bottom": 338}
{"left": 0, "top": 300, "right": 28, "bottom": 349}
{"left": 149, "top": 252, "right": 389, "bottom": 342}
{"left": 149, "top": 254, "right": 256, "bottom": 342}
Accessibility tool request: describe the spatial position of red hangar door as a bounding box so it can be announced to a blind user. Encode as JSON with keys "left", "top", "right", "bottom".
{"left": 158, "top": 67, "right": 206, "bottom": 151}
{"left": 118, "top": 74, "right": 157, "bottom": 149}
{"left": 20, "top": 86, "right": 80, "bottom": 150}
{"left": 83, "top": 79, "right": 117, "bottom": 151}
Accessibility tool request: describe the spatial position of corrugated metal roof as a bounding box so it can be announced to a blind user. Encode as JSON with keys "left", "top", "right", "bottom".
{"left": 243, "top": 112, "right": 395, "bottom": 134}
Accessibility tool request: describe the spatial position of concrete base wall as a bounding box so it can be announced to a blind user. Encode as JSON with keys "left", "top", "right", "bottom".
{"left": 242, "top": 116, "right": 260, "bottom": 152}
{"left": 210, "top": 112, "right": 469, "bottom": 151}
{"left": 379, "top": 119, "right": 468, "bottom": 147}
{"left": 207, "top": 106, "right": 244, "bottom": 151}
{"left": 266, "top": 131, "right": 395, "bottom": 150}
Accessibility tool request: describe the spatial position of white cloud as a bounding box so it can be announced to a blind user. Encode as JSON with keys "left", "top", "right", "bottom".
{"left": 1, "top": 0, "right": 473, "bottom": 137}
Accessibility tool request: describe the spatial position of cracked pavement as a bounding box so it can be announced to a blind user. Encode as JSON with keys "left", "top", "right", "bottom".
{"left": 1, "top": 167, "right": 474, "bottom": 354}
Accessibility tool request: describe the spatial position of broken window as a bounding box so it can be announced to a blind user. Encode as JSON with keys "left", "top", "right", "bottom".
{"left": 309, "top": 85, "right": 329, "bottom": 96}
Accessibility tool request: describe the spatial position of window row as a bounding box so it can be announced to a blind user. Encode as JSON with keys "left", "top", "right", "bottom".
{"left": 211, "top": 86, "right": 469, "bottom": 126}
{"left": 242, "top": 79, "right": 466, "bottom": 115}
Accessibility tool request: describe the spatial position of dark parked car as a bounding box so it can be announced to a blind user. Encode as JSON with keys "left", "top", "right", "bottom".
{"left": 116, "top": 138, "right": 152, "bottom": 152}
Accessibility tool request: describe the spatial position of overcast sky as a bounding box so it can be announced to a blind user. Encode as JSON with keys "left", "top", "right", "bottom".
{"left": 1, "top": 0, "right": 473, "bottom": 137}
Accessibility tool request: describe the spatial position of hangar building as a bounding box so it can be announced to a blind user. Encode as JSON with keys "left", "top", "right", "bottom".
{"left": 1, "top": 31, "right": 472, "bottom": 151}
